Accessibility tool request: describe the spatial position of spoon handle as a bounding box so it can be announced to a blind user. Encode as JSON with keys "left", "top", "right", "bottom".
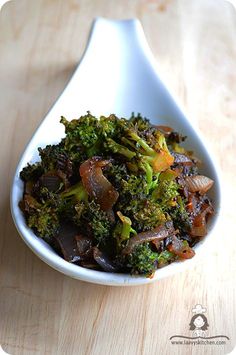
{"left": 79, "top": 17, "right": 151, "bottom": 71}
{"left": 71, "top": 17, "right": 168, "bottom": 117}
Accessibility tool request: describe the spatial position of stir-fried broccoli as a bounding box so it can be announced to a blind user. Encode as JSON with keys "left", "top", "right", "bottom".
{"left": 104, "top": 138, "right": 136, "bottom": 160}
{"left": 22, "top": 194, "right": 60, "bottom": 240}
{"left": 120, "top": 199, "right": 166, "bottom": 232}
{"left": 27, "top": 204, "right": 60, "bottom": 240}
{"left": 19, "top": 113, "right": 214, "bottom": 276}
{"left": 80, "top": 200, "right": 112, "bottom": 245}
{"left": 20, "top": 162, "right": 44, "bottom": 182}
{"left": 127, "top": 243, "right": 158, "bottom": 275}
{"left": 61, "top": 114, "right": 100, "bottom": 150}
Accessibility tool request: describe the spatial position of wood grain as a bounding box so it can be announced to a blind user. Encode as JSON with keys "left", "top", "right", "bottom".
{"left": 0, "top": 1, "right": 235, "bottom": 354}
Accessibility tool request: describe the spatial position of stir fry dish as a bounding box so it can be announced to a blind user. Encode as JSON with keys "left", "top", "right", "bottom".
{"left": 19, "top": 113, "right": 214, "bottom": 276}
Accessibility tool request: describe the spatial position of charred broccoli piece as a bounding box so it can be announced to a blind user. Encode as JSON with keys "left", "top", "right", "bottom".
{"left": 129, "top": 113, "right": 152, "bottom": 131}
{"left": 168, "top": 196, "right": 191, "bottom": 233}
{"left": 38, "top": 143, "right": 66, "bottom": 172}
{"left": 20, "top": 162, "right": 44, "bottom": 182}
{"left": 23, "top": 181, "right": 88, "bottom": 240}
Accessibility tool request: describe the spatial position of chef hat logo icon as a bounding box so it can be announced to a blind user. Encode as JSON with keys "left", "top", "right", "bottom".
{"left": 192, "top": 304, "right": 207, "bottom": 314}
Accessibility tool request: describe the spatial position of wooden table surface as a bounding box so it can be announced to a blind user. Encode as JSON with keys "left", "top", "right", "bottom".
{"left": 0, "top": 1, "right": 235, "bottom": 354}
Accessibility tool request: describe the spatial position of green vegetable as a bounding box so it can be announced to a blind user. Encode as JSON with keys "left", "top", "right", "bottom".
{"left": 157, "top": 250, "right": 176, "bottom": 267}
{"left": 20, "top": 162, "right": 44, "bottom": 182}
{"left": 80, "top": 200, "right": 112, "bottom": 245}
{"left": 168, "top": 196, "right": 191, "bottom": 232}
{"left": 61, "top": 181, "right": 88, "bottom": 202}
{"left": 127, "top": 243, "right": 158, "bottom": 275}
{"left": 27, "top": 204, "right": 59, "bottom": 240}
{"left": 152, "top": 179, "right": 179, "bottom": 208}
{"left": 104, "top": 138, "right": 136, "bottom": 160}
{"left": 121, "top": 199, "right": 166, "bottom": 232}
{"left": 113, "top": 211, "right": 137, "bottom": 246}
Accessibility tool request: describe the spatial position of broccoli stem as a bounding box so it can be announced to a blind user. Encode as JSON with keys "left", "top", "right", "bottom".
{"left": 121, "top": 137, "right": 137, "bottom": 150}
{"left": 105, "top": 138, "right": 136, "bottom": 159}
{"left": 128, "top": 131, "right": 155, "bottom": 156}
{"left": 139, "top": 160, "right": 153, "bottom": 194}
{"left": 117, "top": 211, "right": 137, "bottom": 242}
{"left": 61, "top": 182, "right": 88, "bottom": 202}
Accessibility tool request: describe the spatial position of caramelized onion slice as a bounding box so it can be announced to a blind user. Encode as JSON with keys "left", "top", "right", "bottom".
{"left": 172, "top": 152, "right": 193, "bottom": 166}
{"left": 185, "top": 175, "right": 214, "bottom": 195}
{"left": 75, "top": 235, "right": 93, "bottom": 260}
{"left": 155, "top": 125, "right": 173, "bottom": 135}
{"left": 122, "top": 222, "right": 174, "bottom": 255}
{"left": 39, "top": 173, "right": 62, "bottom": 192}
{"left": 190, "top": 204, "right": 214, "bottom": 237}
{"left": 93, "top": 247, "right": 118, "bottom": 272}
{"left": 55, "top": 224, "right": 80, "bottom": 263}
{"left": 168, "top": 235, "right": 195, "bottom": 259}
{"left": 79, "top": 157, "right": 119, "bottom": 212}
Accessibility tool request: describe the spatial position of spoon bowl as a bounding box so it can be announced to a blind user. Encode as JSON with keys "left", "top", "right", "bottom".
{"left": 10, "top": 18, "right": 221, "bottom": 286}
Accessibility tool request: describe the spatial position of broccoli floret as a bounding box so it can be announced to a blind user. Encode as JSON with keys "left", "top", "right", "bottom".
{"left": 99, "top": 114, "right": 126, "bottom": 138}
{"left": 25, "top": 181, "right": 88, "bottom": 240}
{"left": 38, "top": 143, "right": 71, "bottom": 173}
{"left": 61, "top": 113, "right": 128, "bottom": 158}
{"left": 152, "top": 179, "right": 179, "bottom": 209}
{"left": 20, "top": 162, "right": 44, "bottom": 182}
{"left": 120, "top": 174, "right": 148, "bottom": 199}
{"left": 55, "top": 181, "right": 88, "bottom": 221}
{"left": 21, "top": 193, "right": 58, "bottom": 241}
{"left": 27, "top": 203, "right": 60, "bottom": 240}
{"left": 121, "top": 199, "right": 166, "bottom": 232}
{"left": 127, "top": 243, "right": 158, "bottom": 275}
{"left": 129, "top": 113, "right": 152, "bottom": 131}
{"left": 104, "top": 163, "right": 148, "bottom": 199}
{"left": 61, "top": 114, "right": 99, "bottom": 149}
{"left": 81, "top": 200, "right": 112, "bottom": 244}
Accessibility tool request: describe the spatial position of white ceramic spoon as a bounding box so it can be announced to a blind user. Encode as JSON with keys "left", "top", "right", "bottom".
{"left": 11, "top": 18, "right": 221, "bottom": 286}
